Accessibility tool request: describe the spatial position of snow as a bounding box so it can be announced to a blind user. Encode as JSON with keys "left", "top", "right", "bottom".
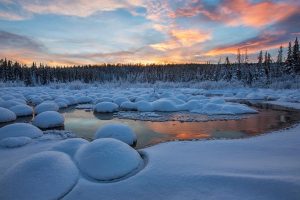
{"left": 0, "top": 137, "right": 32, "bottom": 148}
{"left": 0, "top": 123, "right": 43, "bottom": 140}
{"left": 120, "top": 101, "right": 137, "bottom": 111}
{"left": 95, "top": 124, "right": 137, "bottom": 146}
{"left": 33, "top": 111, "right": 64, "bottom": 129}
{"left": 74, "top": 138, "right": 142, "bottom": 181}
{"left": 34, "top": 102, "right": 59, "bottom": 114}
{"left": 9, "top": 104, "right": 33, "bottom": 117}
{"left": 0, "top": 151, "right": 79, "bottom": 200}
{"left": 152, "top": 99, "right": 178, "bottom": 112}
{"left": 51, "top": 138, "right": 88, "bottom": 157}
{"left": 76, "top": 96, "right": 93, "bottom": 104}
{"left": 0, "top": 107, "right": 16, "bottom": 123}
{"left": 135, "top": 101, "right": 153, "bottom": 112}
{"left": 94, "top": 102, "right": 118, "bottom": 113}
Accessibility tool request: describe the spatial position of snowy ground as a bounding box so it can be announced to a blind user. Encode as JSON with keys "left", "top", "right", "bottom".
{"left": 1, "top": 86, "right": 300, "bottom": 199}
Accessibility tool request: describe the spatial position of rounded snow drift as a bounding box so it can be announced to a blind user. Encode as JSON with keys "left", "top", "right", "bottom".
{"left": 34, "top": 102, "right": 59, "bottom": 114}
{"left": 95, "top": 124, "right": 137, "bottom": 146}
{"left": 152, "top": 99, "right": 178, "bottom": 112}
{"left": 10, "top": 104, "right": 33, "bottom": 117}
{"left": 51, "top": 138, "right": 89, "bottom": 157}
{"left": 33, "top": 111, "right": 64, "bottom": 129}
{"left": 0, "top": 123, "right": 43, "bottom": 140}
{"left": 0, "top": 137, "right": 32, "bottom": 148}
{"left": 75, "top": 138, "right": 142, "bottom": 181}
{"left": 0, "top": 107, "right": 16, "bottom": 123}
{"left": 0, "top": 151, "right": 79, "bottom": 200}
{"left": 94, "top": 102, "right": 118, "bottom": 113}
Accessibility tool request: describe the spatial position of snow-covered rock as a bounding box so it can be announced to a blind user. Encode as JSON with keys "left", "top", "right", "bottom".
{"left": 75, "top": 138, "right": 142, "bottom": 181}
{"left": 0, "top": 123, "right": 43, "bottom": 140}
{"left": 10, "top": 105, "right": 33, "bottom": 117}
{"left": 51, "top": 138, "right": 89, "bottom": 157}
{"left": 0, "top": 107, "right": 16, "bottom": 123}
{"left": 94, "top": 102, "right": 118, "bottom": 113}
{"left": 0, "top": 151, "right": 79, "bottom": 200}
{"left": 34, "top": 102, "right": 59, "bottom": 114}
{"left": 0, "top": 137, "right": 32, "bottom": 148}
{"left": 33, "top": 111, "right": 64, "bottom": 129}
{"left": 95, "top": 124, "right": 137, "bottom": 146}
{"left": 114, "top": 97, "right": 129, "bottom": 106}
{"left": 120, "top": 101, "right": 137, "bottom": 111}
{"left": 77, "top": 96, "right": 93, "bottom": 104}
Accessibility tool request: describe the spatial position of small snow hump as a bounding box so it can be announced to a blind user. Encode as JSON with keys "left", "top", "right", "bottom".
{"left": 0, "top": 123, "right": 43, "bottom": 140}
{"left": 94, "top": 102, "right": 119, "bottom": 113}
{"left": 75, "top": 138, "right": 142, "bottom": 181}
{"left": 0, "top": 151, "right": 79, "bottom": 200}
{"left": 33, "top": 111, "right": 64, "bottom": 129}
{"left": 95, "top": 124, "right": 137, "bottom": 146}
{"left": 0, "top": 107, "right": 16, "bottom": 123}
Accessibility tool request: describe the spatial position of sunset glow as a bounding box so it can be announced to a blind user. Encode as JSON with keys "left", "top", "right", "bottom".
{"left": 0, "top": 0, "right": 299, "bottom": 65}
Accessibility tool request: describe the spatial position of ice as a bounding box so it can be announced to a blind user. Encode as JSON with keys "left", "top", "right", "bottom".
{"left": 33, "top": 111, "right": 64, "bottom": 128}
{"left": 0, "top": 151, "right": 79, "bottom": 200}
{"left": 0, "top": 123, "right": 43, "bottom": 140}
{"left": 74, "top": 138, "right": 142, "bottom": 181}
{"left": 0, "top": 137, "right": 32, "bottom": 148}
{"left": 9, "top": 105, "right": 33, "bottom": 117}
{"left": 34, "top": 102, "right": 59, "bottom": 114}
{"left": 94, "top": 102, "right": 118, "bottom": 113}
{"left": 95, "top": 124, "right": 137, "bottom": 146}
{"left": 0, "top": 107, "right": 16, "bottom": 123}
{"left": 51, "top": 138, "right": 89, "bottom": 157}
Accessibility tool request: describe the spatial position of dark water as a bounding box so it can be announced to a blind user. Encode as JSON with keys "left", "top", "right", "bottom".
{"left": 1, "top": 105, "right": 300, "bottom": 149}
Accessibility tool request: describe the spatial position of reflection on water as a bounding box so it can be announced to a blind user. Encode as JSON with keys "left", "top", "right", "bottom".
{"left": 60, "top": 107, "right": 300, "bottom": 149}
{"left": 1, "top": 106, "right": 299, "bottom": 149}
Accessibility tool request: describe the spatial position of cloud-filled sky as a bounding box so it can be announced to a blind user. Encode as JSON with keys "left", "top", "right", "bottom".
{"left": 0, "top": 0, "right": 299, "bottom": 65}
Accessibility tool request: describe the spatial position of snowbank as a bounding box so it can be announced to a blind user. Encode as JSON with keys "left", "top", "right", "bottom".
{"left": 94, "top": 124, "right": 137, "bottom": 146}
{"left": 0, "top": 151, "right": 79, "bottom": 200}
{"left": 33, "top": 111, "right": 64, "bottom": 129}
{"left": 51, "top": 138, "right": 88, "bottom": 157}
{"left": 75, "top": 138, "right": 142, "bottom": 181}
{"left": 0, "top": 123, "right": 43, "bottom": 140}
{"left": 0, "top": 107, "right": 16, "bottom": 123}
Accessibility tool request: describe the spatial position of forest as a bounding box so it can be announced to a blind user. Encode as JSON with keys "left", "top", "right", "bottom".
{"left": 0, "top": 38, "right": 299, "bottom": 86}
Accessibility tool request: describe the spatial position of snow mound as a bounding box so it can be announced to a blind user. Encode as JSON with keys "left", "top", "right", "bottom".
{"left": 34, "top": 102, "right": 59, "bottom": 114}
{"left": 33, "top": 111, "right": 64, "bottom": 129}
{"left": 77, "top": 96, "right": 93, "bottom": 104}
{"left": 94, "top": 102, "right": 118, "bottom": 113}
{"left": 10, "top": 105, "right": 33, "bottom": 117}
{"left": 51, "top": 138, "right": 89, "bottom": 157}
{"left": 135, "top": 101, "right": 153, "bottom": 112}
{"left": 120, "top": 102, "right": 137, "bottom": 111}
{"left": 0, "top": 123, "right": 43, "bottom": 140}
{"left": 0, "top": 107, "right": 16, "bottom": 123}
{"left": 75, "top": 138, "right": 142, "bottom": 181}
{"left": 95, "top": 124, "right": 137, "bottom": 146}
{"left": 152, "top": 99, "right": 178, "bottom": 112}
{"left": 0, "top": 137, "right": 32, "bottom": 148}
{"left": 0, "top": 151, "right": 79, "bottom": 200}
{"left": 114, "top": 97, "right": 129, "bottom": 106}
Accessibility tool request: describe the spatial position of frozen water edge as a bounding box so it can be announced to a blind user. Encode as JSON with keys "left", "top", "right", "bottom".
{"left": 116, "top": 111, "right": 250, "bottom": 122}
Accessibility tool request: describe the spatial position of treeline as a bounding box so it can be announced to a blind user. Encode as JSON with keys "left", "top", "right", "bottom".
{"left": 0, "top": 38, "right": 299, "bottom": 86}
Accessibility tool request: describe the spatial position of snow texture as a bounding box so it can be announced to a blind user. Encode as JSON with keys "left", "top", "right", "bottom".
{"left": 94, "top": 124, "right": 137, "bottom": 146}
{"left": 34, "top": 102, "right": 59, "bottom": 114}
{"left": 33, "top": 111, "right": 64, "bottom": 129}
{"left": 0, "top": 123, "right": 43, "bottom": 140}
{"left": 51, "top": 138, "right": 89, "bottom": 157}
{"left": 75, "top": 138, "right": 142, "bottom": 181}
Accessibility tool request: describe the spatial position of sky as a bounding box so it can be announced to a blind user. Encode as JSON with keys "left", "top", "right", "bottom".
{"left": 0, "top": 0, "right": 299, "bottom": 65}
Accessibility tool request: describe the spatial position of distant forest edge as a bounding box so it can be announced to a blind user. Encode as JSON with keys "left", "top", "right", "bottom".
{"left": 0, "top": 38, "right": 299, "bottom": 88}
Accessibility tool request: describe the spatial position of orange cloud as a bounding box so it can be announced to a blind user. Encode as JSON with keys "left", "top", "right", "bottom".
{"left": 151, "top": 29, "right": 211, "bottom": 51}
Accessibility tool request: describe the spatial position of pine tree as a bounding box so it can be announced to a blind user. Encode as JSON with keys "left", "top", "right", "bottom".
{"left": 277, "top": 45, "right": 283, "bottom": 64}
{"left": 292, "top": 37, "right": 300, "bottom": 73}
{"left": 258, "top": 50, "right": 263, "bottom": 65}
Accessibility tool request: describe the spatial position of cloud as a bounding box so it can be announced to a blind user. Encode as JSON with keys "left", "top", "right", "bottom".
{"left": 172, "top": 0, "right": 298, "bottom": 28}
{"left": 151, "top": 29, "right": 211, "bottom": 51}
